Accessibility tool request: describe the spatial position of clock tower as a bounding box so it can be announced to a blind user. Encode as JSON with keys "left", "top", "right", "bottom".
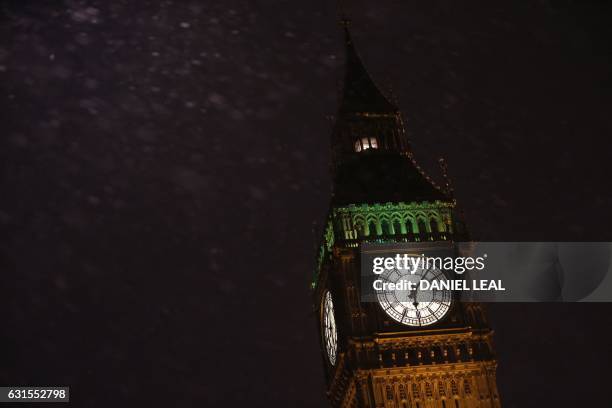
{"left": 312, "top": 22, "right": 502, "bottom": 408}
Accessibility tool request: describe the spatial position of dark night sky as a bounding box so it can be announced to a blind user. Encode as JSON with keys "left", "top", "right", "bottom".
{"left": 1, "top": 1, "right": 612, "bottom": 407}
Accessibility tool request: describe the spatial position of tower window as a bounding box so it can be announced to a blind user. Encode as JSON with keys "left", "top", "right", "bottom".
{"left": 451, "top": 380, "right": 459, "bottom": 396}
{"left": 354, "top": 137, "right": 379, "bottom": 152}
{"left": 412, "top": 383, "right": 421, "bottom": 399}
{"left": 463, "top": 379, "right": 472, "bottom": 395}
{"left": 386, "top": 385, "right": 393, "bottom": 400}
{"left": 399, "top": 384, "right": 407, "bottom": 400}
{"left": 425, "top": 382, "right": 433, "bottom": 398}
{"left": 438, "top": 381, "right": 446, "bottom": 398}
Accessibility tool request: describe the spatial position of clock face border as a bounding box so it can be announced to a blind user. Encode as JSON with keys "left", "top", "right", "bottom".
{"left": 321, "top": 290, "right": 338, "bottom": 366}
{"left": 376, "top": 266, "right": 453, "bottom": 327}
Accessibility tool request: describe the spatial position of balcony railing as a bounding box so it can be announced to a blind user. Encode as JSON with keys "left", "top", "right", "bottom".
{"left": 337, "top": 231, "right": 455, "bottom": 247}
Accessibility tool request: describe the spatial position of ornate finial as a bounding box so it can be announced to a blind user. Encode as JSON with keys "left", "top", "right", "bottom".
{"left": 337, "top": 0, "right": 350, "bottom": 26}
{"left": 338, "top": 0, "right": 352, "bottom": 43}
{"left": 438, "top": 157, "right": 455, "bottom": 197}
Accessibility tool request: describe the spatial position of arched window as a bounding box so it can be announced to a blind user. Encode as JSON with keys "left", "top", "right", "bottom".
{"left": 417, "top": 218, "right": 428, "bottom": 233}
{"left": 430, "top": 218, "right": 439, "bottom": 233}
{"left": 405, "top": 219, "right": 413, "bottom": 234}
{"left": 354, "top": 137, "right": 379, "bottom": 152}
{"left": 399, "top": 384, "right": 407, "bottom": 400}
{"left": 385, "top": 385, "right": 394, "bottom": 400}
{"left": 412, "top": 383, "right": 421, "bottom": 399}
{"left": 368, "top": 221, "right": 378, "bottom": 237}
{"left": 381, "top": 220, "right": 391, "bottom": 236}
{"left": 438, "top": 381, "right": 446, "bottom": 398}
{"left": 393, "top": 220, "right": 402, "bottom": 235}
{"left": 450, "top": 380, "right": 459, "bottom": 396}
{"left": 354, "top": 139, "right": 363, "bottom": 152}
{"left": 463, "top": 379, "right": 472, "bottom": 395}
{"left": 425, "top": 382, "right": 433, "bottom": 398}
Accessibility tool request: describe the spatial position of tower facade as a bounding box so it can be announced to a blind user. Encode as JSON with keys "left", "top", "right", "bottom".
{"left": 313, "top": 24, "right": 502, "bottom": 408}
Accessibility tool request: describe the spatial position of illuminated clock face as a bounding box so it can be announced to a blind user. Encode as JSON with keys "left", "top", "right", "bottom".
{"left": 377, "top": 266, "right": 452, "bottom": 327}
{"left": 322, "top": 291, "right": 338, "bottom": 365}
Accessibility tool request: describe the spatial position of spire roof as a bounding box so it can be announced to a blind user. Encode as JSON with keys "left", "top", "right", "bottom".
{"left": 339, "top": 22, "right": 398, "bottom": 114}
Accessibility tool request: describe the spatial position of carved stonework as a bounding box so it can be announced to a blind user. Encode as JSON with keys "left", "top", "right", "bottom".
{"left": 313, "top": 21, "right": 502, "bottom": 408}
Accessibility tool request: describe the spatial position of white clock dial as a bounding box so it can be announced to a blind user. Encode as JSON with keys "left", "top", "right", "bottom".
{"left": 322, "top": 291, "right": 338, "bottom": 365}
{"left": 377, "top": 266, "right": 452, "bottom": 327}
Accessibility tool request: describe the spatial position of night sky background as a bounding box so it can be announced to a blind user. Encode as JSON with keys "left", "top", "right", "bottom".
{"left": 1, "top": 1, "right": 612, "bottom": 407}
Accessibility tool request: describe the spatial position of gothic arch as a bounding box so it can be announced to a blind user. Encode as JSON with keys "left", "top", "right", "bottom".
{"left": 380, "top": 219, "right": 392, "bottom": 235}
{"left": 387, "top": 212, "right": 401, "bottom": 234}
{"left": 414, "top": 210, "right": 428, "bottom": 219}
{"left": 390, "top": 211, "right": 403, "bottom": 222}
{"left": 425, "top": 382, "right": 433, "bottom": 399}
{"left": 379, "top": 212, "right": 391, "bottom": 223}
{"left": 368, "top": 219, "right": 378, "bottom": 237}
{"left": 379, "top": 213, "right": 392, "bottom": 235}
{"left": 417, "top": 216, "right": 429, "bottom": 233}
{"left": 398, "top": 383, "right": 407, "bottom": 401}
{"left": 430, "top": 217, "right": 440, "bottom": 233}
{"left": 411, "top": 382, "right": 421, "bottom": 400}
{"left": 404, "top": 217, "right": 415, "bottom": 234}
{"left": 463, "top": 378, "right": 472, "bottom": 395}
{"left": 392, "top": 219, "right": 403, "bottom": 235}
{"left": 353, "top": 215, "right": 366, "bottom": 238}
{"left": 385, "top": 385, "right": 393, "bottom": 401}
{"left": 450, "top": 379, "right": 459, "bottom": 396}
{"left": 438, "top": 380, "right": 447, "bottom": 398}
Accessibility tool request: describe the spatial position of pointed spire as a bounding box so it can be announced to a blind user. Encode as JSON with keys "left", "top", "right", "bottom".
{"left": 339, "top": 19, "right": 398, "bottom": 115}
